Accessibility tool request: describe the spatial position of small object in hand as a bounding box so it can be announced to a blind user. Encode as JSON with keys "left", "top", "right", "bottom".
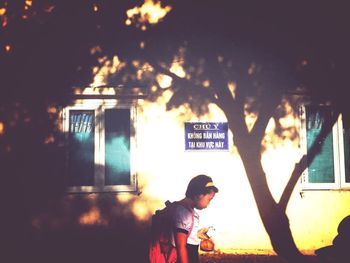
{"left": 197, "top": 226, "right": 215, "bottom": 239}
{"left": 200, "top": 238, "right": 215, "bottom": 252}
{"left": 206, "top": 226, "right": 215, "bottom": 238}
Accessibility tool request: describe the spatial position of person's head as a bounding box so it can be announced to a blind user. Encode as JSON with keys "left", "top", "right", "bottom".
{"left": 185, "top": 174, "right": 218, "bottom": 210}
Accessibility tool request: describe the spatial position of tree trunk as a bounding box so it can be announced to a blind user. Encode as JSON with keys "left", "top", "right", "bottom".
{"left": 238, "top": 142, "right": 304, "bottom": 262}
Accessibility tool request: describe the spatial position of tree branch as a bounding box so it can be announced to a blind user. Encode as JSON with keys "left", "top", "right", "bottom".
{"left": 150, "top": 62, "right": 219, "bottom": 103}
{"left": 278, "top": 109, "right": 340, "bottom": 212}
{"left": 250, "top": 94, "right": 281, "bottom": 148}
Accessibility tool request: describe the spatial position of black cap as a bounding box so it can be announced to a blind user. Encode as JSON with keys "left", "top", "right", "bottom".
{"left": 185, "top": 175, "right": 218, "bottom": 199}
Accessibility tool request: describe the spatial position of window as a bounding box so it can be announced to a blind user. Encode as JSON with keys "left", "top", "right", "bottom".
{"left": 300, "top": 105, "right": 350, "bottom": 190}
{"left": 63, "top": 100, "right": 137, "bottom": 192}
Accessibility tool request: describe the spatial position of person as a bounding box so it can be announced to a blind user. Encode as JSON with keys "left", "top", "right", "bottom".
{"left": 171, "top": 174, "right": 218, "bottom": 263}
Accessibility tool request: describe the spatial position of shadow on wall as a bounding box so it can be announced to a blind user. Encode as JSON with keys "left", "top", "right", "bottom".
{"left": 6, "top": 193, "right": 150, "bottom": 263}
{"left": 315, "top": 215, "right": 350, "bottom": 263}
{"left": 0, "top": 120, "right": 150, "bottom": 263}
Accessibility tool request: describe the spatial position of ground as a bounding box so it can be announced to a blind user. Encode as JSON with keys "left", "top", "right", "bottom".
{"left": 200, "top": 254, "right": 285, "bottom": 263}
{"left": 199, "top": 253, "right": 341, "bottom": 263}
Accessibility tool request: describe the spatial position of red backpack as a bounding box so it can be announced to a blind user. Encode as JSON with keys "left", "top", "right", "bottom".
{"left": 149, "top": 201, "right": 194, "bottom": 263}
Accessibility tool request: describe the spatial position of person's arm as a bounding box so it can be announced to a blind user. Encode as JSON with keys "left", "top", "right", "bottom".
{"left": 174, "top": 230, "right": 189, "bottom": 263}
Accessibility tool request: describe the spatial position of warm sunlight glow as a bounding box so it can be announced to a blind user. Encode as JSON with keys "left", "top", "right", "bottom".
{"left": 279, "top": 114, "right": 296, "bottom": 128}
{"left": 227, "top": 81, "right": 236, "bottom": 99}
{"left": 245, "top": 112, "right": 258, "bottom": 132}
{"left": 92, "top": 4, "right": 98, "bottom": 12}
{"left": 140, "top": 41, "right": 145, "bottom": 49}
{"left": 125, "top": 19, "right": 131, "bottom": 26}
{"left": 0, "top": 8, "right": 6, "bottom": 16}
{"left": 137, "top": 62, "right": 154, "bottom": 79}
{"left": 47, "top": 105, "right": 57, "bottom": 114}
{"left": 263, "top": 99, "right": 300, "bottom": 148}
{"left": 244, "top": 97, "right": 258, "bottom": 132}
{"left": 0, "top": 6, "right": 7, "bottom": 27}
{"left": 90, "top": 45, "right": 102, "bottom": 55}
{"left": 91, "top": 55, "right": 125, "bottom": 87}
{"left": 4, "top": 44, "right": 11, "bottom": 52}
{"left": 262, "top": 139, "right": 302, "bottom": 201}
{"left": 202, "top": 80, "right": 210, "bottom": 88}
{"left": 44, "top": 134, "right": 55, "bottom": 144}
{"left": 156, "top": 74, "right": 172, "bottom": 88}
{"left": 137, "top": 93, "right": 234, "bottom": 206}
{"left": 265, "top": 117, "right": 276, "bottom": 134}
{"left": 79, "top": 206, "right": 107, "bottom": 226}
{"left": 125, "top": 0, "right": 172, "bottom": 30}
{"left": 77, "top": 87, "right": 117, "bottom": 95}
{"left": 23, "top": 1, "right": 32, "bottom": 13}
{"left": 44, "top": 5, "right": 55, "bottom": 13}
{"left": 25, "top": 0, "right": 32, "bottom": 7}
{"left": 0, "top": 121, "right": 4, "bottom": 135}
{"left": 170, "top": 61, "right": 186, "bottom": 78}
{"left": 135, "top": 95, "right": 281, "bottom": 253}
{"left": 132, "top": 200, "right": 150, "bottom": 221}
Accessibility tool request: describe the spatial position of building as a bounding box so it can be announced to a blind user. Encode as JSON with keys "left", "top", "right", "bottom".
{"left": 29, "top": 86, "right": 350, "bottom": 260}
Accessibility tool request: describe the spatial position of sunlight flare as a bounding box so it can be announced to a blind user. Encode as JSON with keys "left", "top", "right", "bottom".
{"left": 92, "top": 4, "right": 98, "bottom": 12}
{"left": 0, "top": 8, "right": 6, "bottom": 16}
{"left": 156, "top": 74, "right": 172, "bottom": 88}
{"left": 0, "top": 121, "right": 4, "bottom": 135}
{"left": 4, "top": 44, "right": 11, "bottom": 52}
{"left": 170, "top": 61, "right": 186, "bottom": 78}
{"left": 79, "top": 206, "right": 107, "bottom": 226}
{"left": 227, "top": 81, "right": 236, "bottom": 99}
{"left": 125, "top": 0, "right": 172, "bottom": 30}
{"left": 90, "top": 56, "right": 125, "bottom": 87}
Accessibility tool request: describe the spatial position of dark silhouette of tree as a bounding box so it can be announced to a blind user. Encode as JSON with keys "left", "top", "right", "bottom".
{"left": 1, "top": 1, "right": 349, "bottom": 262}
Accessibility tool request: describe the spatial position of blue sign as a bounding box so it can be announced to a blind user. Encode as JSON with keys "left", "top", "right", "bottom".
{"left": 185, "top": 122, "right": 228, "bottom": 151}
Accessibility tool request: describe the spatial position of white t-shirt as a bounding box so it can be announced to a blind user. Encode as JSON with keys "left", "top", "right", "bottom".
{"left": 171, "top": 204, "right": 200, "bottom": 246}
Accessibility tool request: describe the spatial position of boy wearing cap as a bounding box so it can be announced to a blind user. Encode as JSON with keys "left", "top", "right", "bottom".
{"left": 172, "top": 174, "right": 218, "bottom": 263}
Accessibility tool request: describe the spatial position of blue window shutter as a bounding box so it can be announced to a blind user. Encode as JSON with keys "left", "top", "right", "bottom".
{"left": 306, "top": 106, "right": 335, "bottom": 183}
{"left": 104, "top": 109, "right": 131, "bottom": 185}
{"left": 68, "top": 110, "right": 95, "bottom": 186}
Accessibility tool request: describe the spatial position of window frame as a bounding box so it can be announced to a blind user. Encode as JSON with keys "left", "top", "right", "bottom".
{"left": 338, "top": 114, "right": 350, "bottom": 189}
{"left": 300, "top": 105, "right": 350, "bottom": 190}
{"left": 62, "top": 99, "right": 137, "bottom": 193}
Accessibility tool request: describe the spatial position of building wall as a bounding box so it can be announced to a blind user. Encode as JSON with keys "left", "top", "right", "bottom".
{"left": 32, "top": 92, "right": 350, "bottom": 256}
{"left": 134, "top": 94, "right": 350, "bottom": 254}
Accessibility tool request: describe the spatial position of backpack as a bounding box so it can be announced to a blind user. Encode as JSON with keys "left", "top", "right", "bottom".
{"left": 149, "top": 200, "right": 194, "bottom": 263}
